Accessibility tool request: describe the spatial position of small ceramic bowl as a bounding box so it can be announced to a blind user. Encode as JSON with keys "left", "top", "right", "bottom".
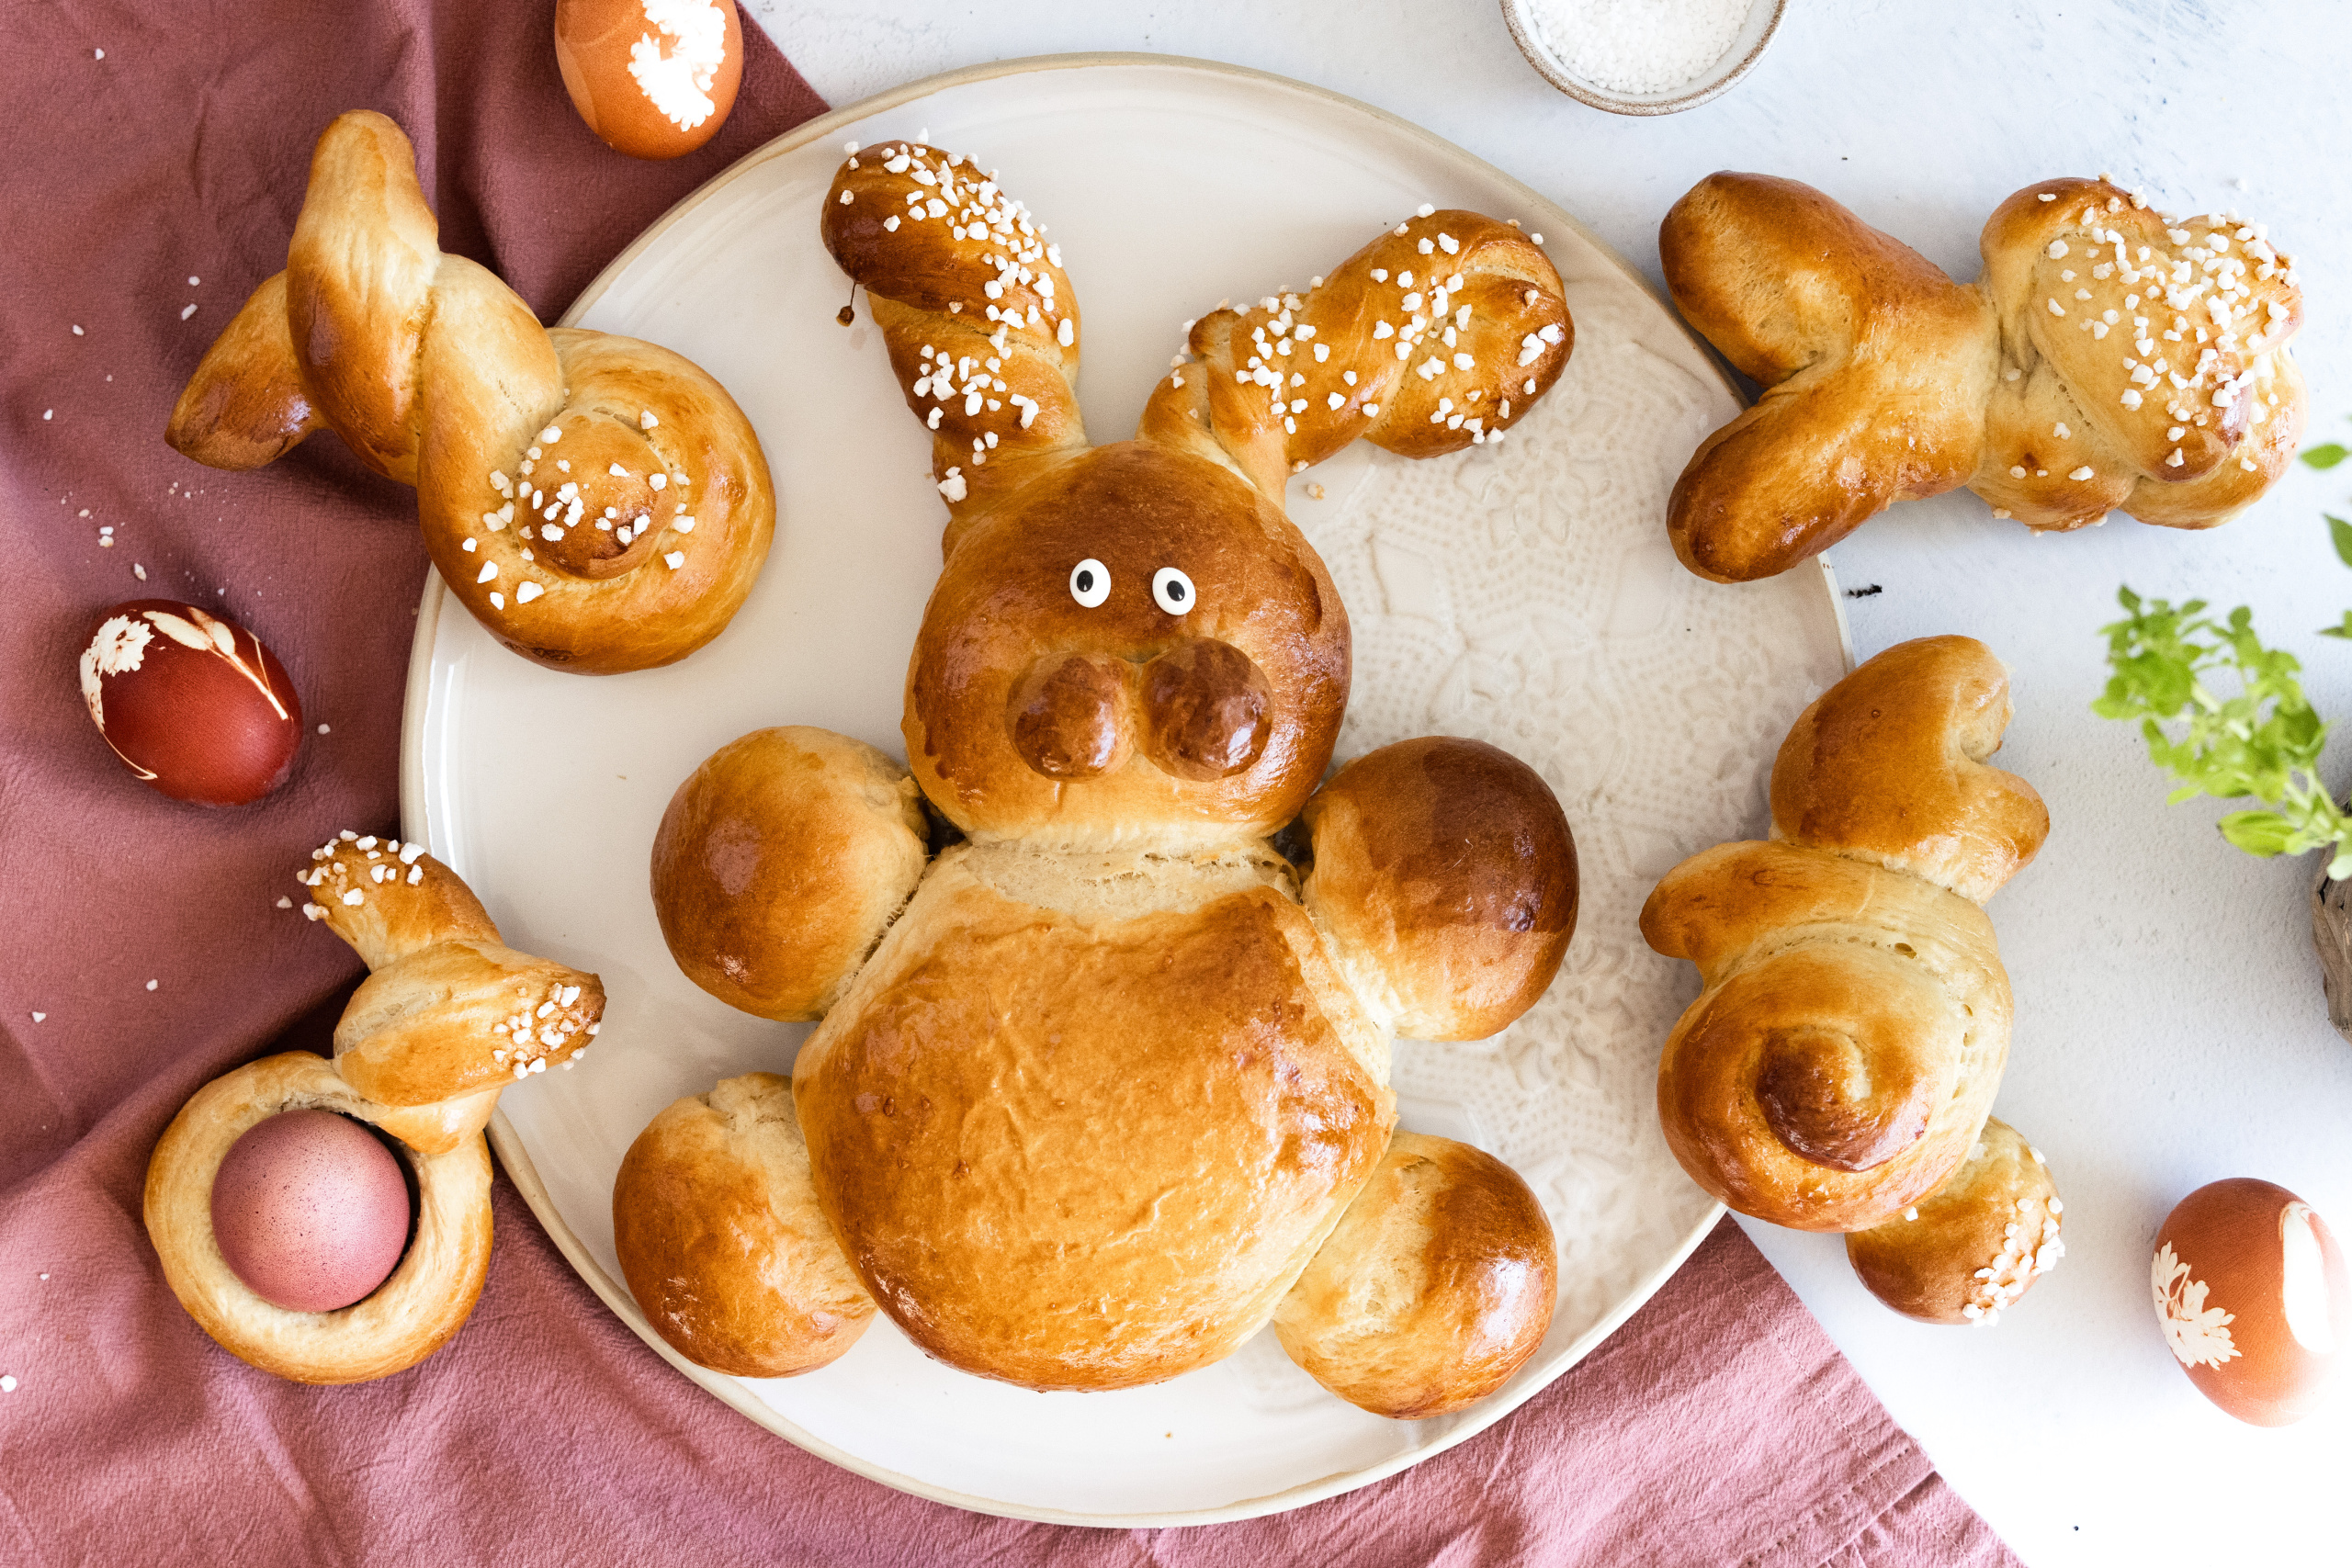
{"left": 1500, "top": 0, "right": 1789, "bottom": 116}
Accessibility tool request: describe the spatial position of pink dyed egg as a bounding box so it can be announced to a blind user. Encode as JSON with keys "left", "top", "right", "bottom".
{"left": 210, "top": 1110, "right": 411, "bottom": 1314}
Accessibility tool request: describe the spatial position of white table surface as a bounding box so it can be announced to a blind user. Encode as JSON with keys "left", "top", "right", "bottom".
{"left": 745, "top": 4, "right": 2352, "bottom": 1561}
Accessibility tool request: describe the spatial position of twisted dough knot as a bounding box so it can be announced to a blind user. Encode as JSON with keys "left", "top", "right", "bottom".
{"left": 297, "top": 830, "right": 605, "bottom": 1155}
{"left": 1641, "top": 638, "right": 2048, "bottom": 1230}
{"left": 166, "top": 110, "right": 775, "bottom": 672}
{"left": 1662, "top": 172, "right": 2306, "bottom": 582}
{"left": 820, "top": 142, "right": 1571, "bottom": 536}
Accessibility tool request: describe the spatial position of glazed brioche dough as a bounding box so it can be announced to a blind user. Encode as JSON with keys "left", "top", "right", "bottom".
{"left": 795, "top": 843, "right": 1393, "bottom": 1390}
{"left": 613, "top": 1074, "right": 875, "bottom": 1377}
{"left": 1660, "top": 173, "right": 2305, "bottom": 582}
{"left": 651, "top": 728, "right": 930, "bottom": 1020}
{"left": 1642, "top": 637, "right": 2047, "bottom": 1231}
{"left": 1274, "top": 1133, "right": 1558, "bottom": 1418}
{"left": 1844, "top": 1117, "right": 2064, "bottom": 1325}
{"left": 145, "top": 1052, "right": 492, "bottom": 1385}
{"left": 630, "top": 142, "right": 1581, "bottom": 1412}
{"left": 166, "top": 111, "right": 775, "bottom": 672}
{"left": 1301, "top": 738, "right": 1578, "bottom": 1041}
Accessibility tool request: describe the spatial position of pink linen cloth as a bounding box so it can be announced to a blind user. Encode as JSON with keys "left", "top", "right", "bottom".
{"left": 0, "top": 3, "right": 2020, "bottom": 1562}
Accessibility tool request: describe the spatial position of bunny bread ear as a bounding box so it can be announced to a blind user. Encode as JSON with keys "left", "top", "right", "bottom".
{"left": 822, "top": 142, "right": 1088, "bottom": 541}
{"left": 1138, "top": 209, "right": 1571, "bottom": 501}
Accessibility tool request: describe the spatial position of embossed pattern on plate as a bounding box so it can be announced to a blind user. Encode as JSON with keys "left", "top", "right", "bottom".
{"left": 402, "top": 55, "right": 1849, "bottom": 1525}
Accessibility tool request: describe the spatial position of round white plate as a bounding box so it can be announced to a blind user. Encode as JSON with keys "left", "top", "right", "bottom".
{"left": 401, "top": 53, "right": 1850, "bottom": 1525}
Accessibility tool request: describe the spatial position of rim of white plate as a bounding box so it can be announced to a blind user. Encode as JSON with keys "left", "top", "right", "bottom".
{"left": 399, "top": 51, "right": 1853, "bottom": 1527}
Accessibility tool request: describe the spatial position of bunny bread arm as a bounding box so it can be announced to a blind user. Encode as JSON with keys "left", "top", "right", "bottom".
{"left": 1640, "top": 637, "right": 2045, "bottom": 1231}
{"left": 650, "top": 728, "right": 931, "bottom": 1021}
{"left": 613, "top": 1073, "right": 876, "bottom": 1378}
{"left": 166, "top": 110, "right": 775, "bottom": 673}
{"left": 1273, "top": 1132, "right": 1557, "bottom": 1418}
{"left": 1299, "top": 738, "right": 1577, "bottom": 1042}
{"left": 144, "top": 1052, "right": 493, "bottom": 1384}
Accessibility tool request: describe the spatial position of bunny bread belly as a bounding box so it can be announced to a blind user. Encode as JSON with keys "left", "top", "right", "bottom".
{"left": 796, "top": 844, "right": 1392, "bottom": 1389}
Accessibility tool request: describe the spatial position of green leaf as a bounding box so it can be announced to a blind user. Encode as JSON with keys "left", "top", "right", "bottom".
{"left": 2305, "top": 444, "right": 2351, "bottom": 470}
{"left": 2219, "top": 811, "right": 2298, "bottom": 856}
{"left": 2322, "top": 613, "right": 2352, "bottom": 641}
{"left": 2331, "top": 514, "right": 2352, "bottom": 570}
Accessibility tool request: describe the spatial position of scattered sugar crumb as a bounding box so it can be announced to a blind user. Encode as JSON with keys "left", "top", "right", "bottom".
{"left": 316, "top": 724, "right": 330, "bottom": 735}
{"left": 144, "top": 979, "right": 157, "bottom": 991}
{"left": 72, "top": 325, "right": 83, "bottom": 336}
{"left": 188, "top": 276, "right": 200, "bottom": 287}
{"left": 43, "top": 410, "right": 52, "bottom": 420}
{"left": 180, "top": 303, "right": 198, "bottom": 321}
{"left": 133, "top": 564, "right": 146, "bottom": 581}
{"left": 0, "top": 1376, "right": 16, "bottom": 1393}
{"left": 275, "top": 897, "right": 292, "bottom": 909}
{"left": 1307, "top": 483, "right": 1327, "bottom": 500}
{"left": 29, "top": 1012, "right": 44, "bottom": 1023}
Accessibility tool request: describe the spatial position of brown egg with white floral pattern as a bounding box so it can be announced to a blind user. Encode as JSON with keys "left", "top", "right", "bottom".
{"left": 79, "top": 601, "right": 302, "bottom": 806}
{"left": 2153, "top": 1179, "right": 2350, "bottom": 1426}
{"left": 555, "top": 0, "right": 743, "bottom": 161}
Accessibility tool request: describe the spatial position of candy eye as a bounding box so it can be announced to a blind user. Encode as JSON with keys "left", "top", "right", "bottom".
{"left": 1069, "top": 558, "right": 1110, "bottom": 608}
{"left": 1152, "top": 567, "right": 1195, "bottom": 615}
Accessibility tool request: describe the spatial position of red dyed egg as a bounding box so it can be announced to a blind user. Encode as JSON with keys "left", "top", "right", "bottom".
{"left": 555, "top": 0, "right": 743, "bottom": 161}
{"left": 2153, "top": 1178, "right": 2350, "bottom": 1426}
{"left": 210, "top": 1110, "right": 412, "bottom": 1314}
{"left": 79, "top": 600, "right": 301, "bottom": 806}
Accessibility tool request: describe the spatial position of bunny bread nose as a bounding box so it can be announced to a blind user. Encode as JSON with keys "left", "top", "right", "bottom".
{"left": 1008, "top": 652, "right": 1132, "bottom": 779}
{"left": 1138, "top": 639, "right": 1271, "bottom": 782}
{"left": 1004, "top": 639, "right": 1272, "bottom": 783}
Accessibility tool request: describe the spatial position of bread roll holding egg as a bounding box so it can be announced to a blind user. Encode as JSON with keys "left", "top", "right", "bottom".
{"left": 2154, "top": 1178, "right": 2349, "bottom": 1426}
{"left": 1843, "top": 1116, "right": 2063, "bottom": 1325}
{"left": 555, "top": 0, "right": 742, "bottom": 161}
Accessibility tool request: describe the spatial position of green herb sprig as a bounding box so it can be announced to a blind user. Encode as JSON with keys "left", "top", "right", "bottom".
{"left": 2097, "top": 431, "right": 2352, "bottom": 878}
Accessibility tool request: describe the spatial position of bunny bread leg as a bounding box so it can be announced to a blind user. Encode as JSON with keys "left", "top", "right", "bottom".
{"left": 614, "top": 1074, "right": 876, "bottom": 1378}
{"left": 822, "top": 141, "right": 1088, "bottom": 544}
{"left": 1273, "top": 1133, "right": 1556, "bottom": 1419}
{"left": 1659, "top": 173, "right": 1996, "bottom": 583}
{"left": 145, "top": 1053, "right": 494, "bottom": 1384}
{"left": 1641, "top": 637, "right": 2046, "bottom": 1231}
{"left": 1844, "top": 1117, "right": 2064, "bottom": 1326}
{"left": 166, "top": 109, "right": 775, "bottom": 673}
{"left": 1137, "top": 209, "right": 1571, "bottom": 501}
{"left": 650, "top": 728, "right": 931, "bottom": 1021}
{"left": 299, "top": 831, "right": 605, "bottom": 1154}
{"left": 1299, "top": 737, "right": 1577, "bottom": 1041}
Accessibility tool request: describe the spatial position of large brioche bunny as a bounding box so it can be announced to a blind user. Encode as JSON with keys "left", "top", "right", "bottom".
{"left": 617, "top": 142, "right": 1578, "bottom": 1417}
{"left": 1661, "top": 173, "right": 2306, "bottom": 582}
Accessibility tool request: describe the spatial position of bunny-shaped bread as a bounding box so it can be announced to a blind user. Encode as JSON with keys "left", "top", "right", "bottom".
{"left": 145, "top": 833, "right": 604, "bottom": 1382}
{"left": 165, "top": 111, "right": 775, "bottom": 672}
{"left": 618, "top": 143, "right": 1577, "bottom": 1416}
{"left": 1638, "top": 637, "right": 2048, "bottom": 1231}
{"left": 1661, "top": 173, "right": 2306, "bottom": 582}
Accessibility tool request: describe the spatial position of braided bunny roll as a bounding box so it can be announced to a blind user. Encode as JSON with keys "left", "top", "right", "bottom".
{"left": 145, "top": 832, "right": 605, "bottom": 1382}
{"left": 1661, "top": 172, "right": 2305, "bottom": 581}
{"left": 1640, "top": 637, "right": 2047, "bottom": 1231}
{"left": 166, "top": 110, "right": 775, "bottom": 673}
